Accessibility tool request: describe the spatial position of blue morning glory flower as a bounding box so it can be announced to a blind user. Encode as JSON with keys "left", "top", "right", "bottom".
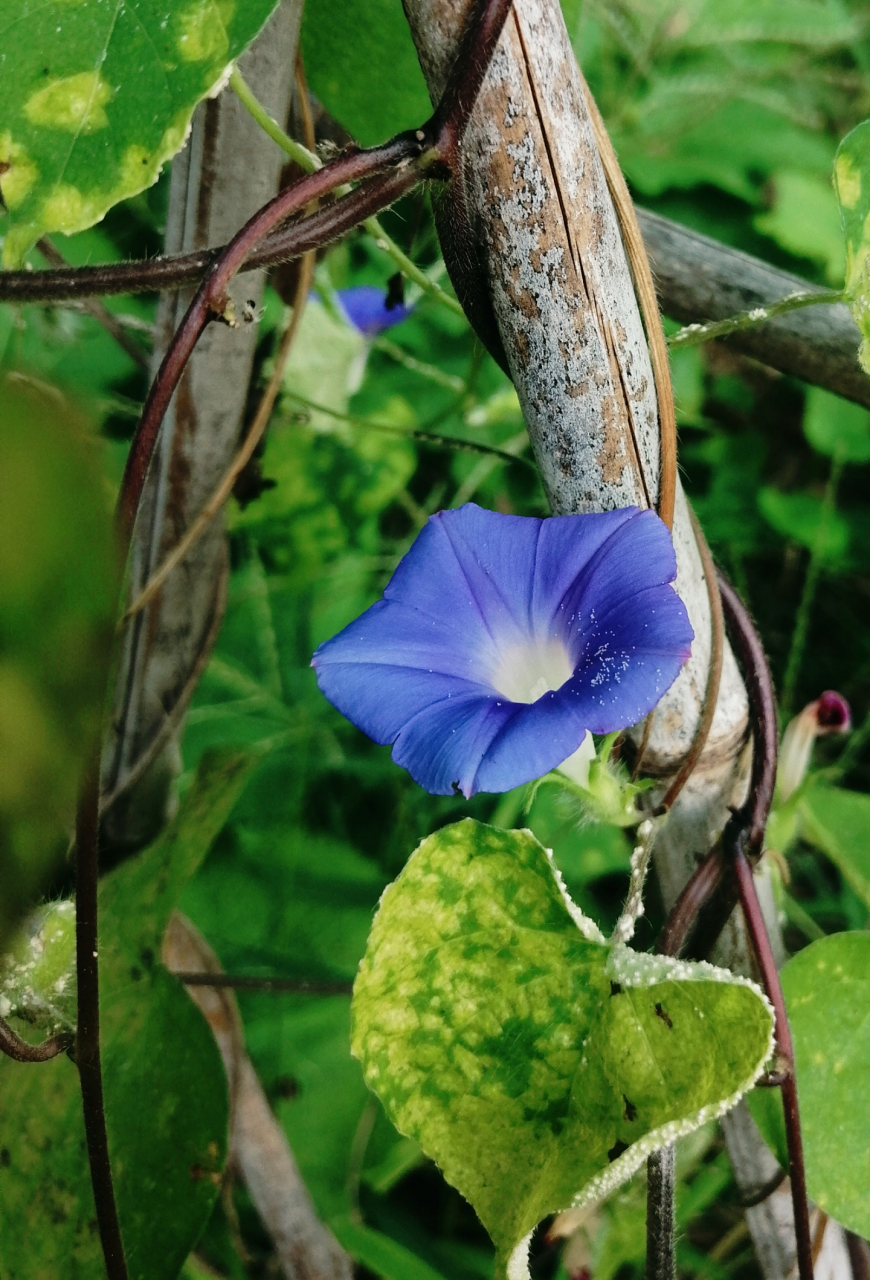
{"left": 312, "top": 504, "right": 693, "bottom": 798}
{"left": 336, "top": 285, "right": 412, "bottom": 337}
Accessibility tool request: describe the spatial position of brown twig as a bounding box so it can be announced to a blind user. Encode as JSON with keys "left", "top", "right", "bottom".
{"left": 715, "top": 573, "right": 812, "bottom": 1280}
{"left": 0, "top": 1017, "right": 72, "bottom": 1063}
{"left": 176, "top": 974, "right": 353, "bottom": 995}
{"left": 117, "top": 154, "right": 422, "bottom": 544}
{"left": 75, "top": 751, "right": 129, "bottom": 1280}
{"left": 123, "top": 252, "right": 315, "bottom": 621}
{"left": 36, "top": 238, "right": 150, "bottom": 370}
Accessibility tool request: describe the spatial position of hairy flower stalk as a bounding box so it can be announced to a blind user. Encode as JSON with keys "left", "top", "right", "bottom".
{"left": 312, "top": 504, "right": 693, "bottom": 796}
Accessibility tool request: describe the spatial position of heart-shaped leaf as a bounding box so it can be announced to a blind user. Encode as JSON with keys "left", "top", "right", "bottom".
{"left": 0, "top": 0, "right": 280, "bottom": 263}
{"left": 748, "top": 932, "right": 870, "bottom": 1238}
{"left": 351, "top": 819, "right": 773, "bottom": 1280}
{"left": 799, "top": 782, "right": 870, "bottom": 911}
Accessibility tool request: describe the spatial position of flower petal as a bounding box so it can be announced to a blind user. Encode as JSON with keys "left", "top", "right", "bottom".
{"left": 336, "top": 285, "right": 412, "bottom": 336}
{"left": 392, "top": 692, "right": 518, "bottom": 796}
{"left": 313, "top": 599, "right": 496, "bottom": 684}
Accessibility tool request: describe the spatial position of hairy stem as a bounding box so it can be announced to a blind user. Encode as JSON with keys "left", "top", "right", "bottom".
{"left": 175, "top": 974, "right": 353, "bottom": 994}
{"left": 284, "top": 390, "right": 536, "bottom": 468}
{"left": 0, "top": 1018, "right": 72, "bottom": 1063}
{"left": 646, "top": 1144, "right": 676, "bottom": 1280}
{"left": 123, "top": 250, "right": 316, "bottom": 622}
{"left": 717, "top": 574, "right": 814, "bottom": 1280}
{"left": 230, "top": 65, "right": 464, "bottom": 315}
{"left": 734, "top": 851, "right": 814, "bottom": 1280}
{"left": 76, "top": 752, "right": 129, "bottom": 1280}
{"left": 117, "top": 151, "right": 421, "bottom": 543}
{"left": 668, "top": 289, "right": 847, "bottom": 349}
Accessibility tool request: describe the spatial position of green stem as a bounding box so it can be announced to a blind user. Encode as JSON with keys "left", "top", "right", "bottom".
{"left": 781, "top": 453, "right": 844, "bottom": 714}
{"left": 285, "top": 391, "right": 535, "bottom": 469}
{"left": 782, "top": 894, "right": 826, "bottom": 942}
{"left": 229, "top": 66, "right": 464, "bottom": 316}
{"left": 372, "top": 336, "right": 465, "bottom": 391}
{"left": 668, "top": 288, "right": 847, "bottom": 349}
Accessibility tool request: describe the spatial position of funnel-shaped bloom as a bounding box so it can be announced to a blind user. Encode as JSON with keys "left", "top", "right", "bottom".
{"left": 312, "top": 504, "right": 693, "bottom": 797}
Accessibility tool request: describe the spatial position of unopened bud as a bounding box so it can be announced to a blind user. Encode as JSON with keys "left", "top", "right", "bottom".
{"left": 778, "top": 690, "right": 852, "bottom": 801}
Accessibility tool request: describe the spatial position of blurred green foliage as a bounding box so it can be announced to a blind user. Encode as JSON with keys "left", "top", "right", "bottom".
{"left": 0, "top": 379, "right": 116, "bottom": 948}
{"left": 0, "top": 752, "right": 252, "bottom": 1280}
{"left": 4, "top": 0, "right": 870, "bottom": 1276}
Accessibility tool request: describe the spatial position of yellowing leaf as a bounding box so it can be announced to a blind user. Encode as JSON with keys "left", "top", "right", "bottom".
{"left": 352, "top": 820, "right": 773, "bottom": 1280}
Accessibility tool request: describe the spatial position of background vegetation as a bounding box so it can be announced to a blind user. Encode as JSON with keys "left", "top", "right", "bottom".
{"left": 3, "top": 0, "right": 870, "bottom": 1276}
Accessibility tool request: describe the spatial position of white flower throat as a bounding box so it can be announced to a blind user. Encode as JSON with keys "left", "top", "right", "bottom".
{"left": 491, "top": 637, "right": 574, "bottom": 704}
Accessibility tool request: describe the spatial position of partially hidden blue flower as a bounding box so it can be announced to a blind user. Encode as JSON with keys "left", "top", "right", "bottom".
{"left": 312, "top": 504, "right": 693, "bottom": 798}
{"left": 336, "top": 285, "right": 412, "bottom": 337}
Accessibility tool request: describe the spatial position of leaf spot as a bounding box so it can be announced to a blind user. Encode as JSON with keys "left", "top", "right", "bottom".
{"left": 24, "top": 71, "right": 113, "bottom": 134}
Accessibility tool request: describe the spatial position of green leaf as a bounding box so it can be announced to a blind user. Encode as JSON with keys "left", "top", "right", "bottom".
{"left": 0, "top": 750, "right": 256, "bottom": 1280}
{"left": 749, "top": 933, "right": 870, "bottom": 1238}
{"left": 0, "top": 380, "right": 116, "bottom": 948}
{"left": 351, "top": 820, "right": 774, "bottom": 1279}
{"left": 180, "top": 823, "right": 388, "bottom": 1217}
{"left": 757, "top": 486, "right": 849, "bottom": 562}
{"left": 803, "top": 386, "right": 870, "bottom": 463}
{"left": 754, "top": 171, "right": 844, "bottom": 285}
{"left": 331, "top": 1215, "right": 451, "bottom": 1280}
{"left": 675, "top": 0, "right": 857, "bottom": 47}
{"left": 300, "top": 0, "right": 431, "bottom": 147}
{"left": 0, "top": 0, "right": 280, "bottom": 263}
{"left": 798, "top": 783, "right": 870, "bottom": 911}
{"left": 834, "top": 118, "right": 870, "bottom": 374}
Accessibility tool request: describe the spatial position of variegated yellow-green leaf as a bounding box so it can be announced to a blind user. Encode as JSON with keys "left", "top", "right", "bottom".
{"left": 0, "top": 0, "right": 280, "bottom": 265}
{"left": 351, "top": 819, "right": 774, "bottom": 1280}
{"left": 834, "top": 118, "right": 870, "bottom": 374}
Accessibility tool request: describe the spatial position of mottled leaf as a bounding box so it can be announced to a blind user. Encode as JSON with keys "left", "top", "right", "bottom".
{"left": 0, "top": 750, "right": 255, "bottom": 1280}
{"left": 0, "top": 379, "right": 116, "bottom": 948}
{"left": 749, "top": 933, "right": 870, "bottom": 1237}
{"left": 834, "top": 118, "right": 870, "bottom": 374}
{"left": 0, "top": 0, "right": 280, "bottom": 263}
{"left": 799, "top": 783, "right": 870, "bottom": 910}
{"left": 351, "top": 820, "right": 773, "bottom": 1280}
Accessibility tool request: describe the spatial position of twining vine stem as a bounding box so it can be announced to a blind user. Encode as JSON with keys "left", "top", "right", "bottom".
{"left": 653, "top": 572, "right": 813, "bottom": 1280}
{"left": 76, "top": 751, "right": 129, "bottom": 1280}
{"left": 61, "top": 4, "right": 516, "bottom": 1277}
{"left": 720, "top": 566, "right": 813, "bottom": 1280}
